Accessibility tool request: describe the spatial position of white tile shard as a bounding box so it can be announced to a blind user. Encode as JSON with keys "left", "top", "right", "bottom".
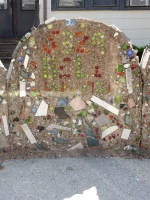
{"left": 24, "top": 54, "right": 29, "bottom": 69}
{"left": 6, "top": 62, "right": 13, "bottom": 81}
{"left": 125, "top": 68, "right": 133, "bottom": 94}
{"left": 35, "top": 100, "right": 48, "bottom": 116}
{"left": 91, "top": 95, "right": 119, "bottom": 115}
{"left": 20, "top": 81, "right": 26, "bottom": 97}
{"left": 121, "top": 129, "right": 131, "bottom": 140}
{"left": 45, "top": 17, "right": 57, "bottom": 24}
{"left": 102, "top": 126, "right": 118, "bottom": 139}
{"left": 67, "top": 143, "right": 84, "bottom": 151}
{"left": 46, "top": 124, "right": 71, "bottom": 131}
{"left": 21, "top": 124, "right": 37, "bottom": 144}
{"left": 140, "top": 49, "right": 150, "bottom": 69}
{"left": 2, "top": 115, "right": 10, "bottom": 136}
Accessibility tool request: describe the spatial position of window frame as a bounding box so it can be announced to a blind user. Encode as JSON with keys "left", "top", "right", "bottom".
{"left": 51, "top": 0, "right": 150, "bottom": 10}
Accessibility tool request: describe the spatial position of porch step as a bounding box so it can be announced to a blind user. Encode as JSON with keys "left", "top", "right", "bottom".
{"left": 0, "top": 38, "right": 19, "bottom": 69}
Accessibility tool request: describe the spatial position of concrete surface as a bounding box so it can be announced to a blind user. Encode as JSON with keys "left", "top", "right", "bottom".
{"left": 0, "top": 157, "right": 150, "bottom": 200}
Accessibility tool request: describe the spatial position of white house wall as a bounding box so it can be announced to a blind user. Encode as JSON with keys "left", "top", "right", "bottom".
{"left": 38, "top": 1, "right": 150, "bottom": 47}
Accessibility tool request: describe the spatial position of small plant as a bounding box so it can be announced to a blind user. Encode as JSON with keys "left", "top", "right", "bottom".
{"left": 132, "top": 45, "right": 146, "bottom": 61}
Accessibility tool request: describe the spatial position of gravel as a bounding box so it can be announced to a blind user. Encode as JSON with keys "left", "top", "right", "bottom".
{"left": 0, "top": 157, "right": 150, "bottom": 200}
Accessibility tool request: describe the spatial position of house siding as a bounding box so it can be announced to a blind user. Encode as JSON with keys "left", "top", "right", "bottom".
{"left": 38, "top": 1, "right": 150, "bottom": 47}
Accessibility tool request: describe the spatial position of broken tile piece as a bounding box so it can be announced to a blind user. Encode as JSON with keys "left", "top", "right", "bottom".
{"left": 67, "top": 143, "right": 84, "bottom": 151}
{"left": 55, "top": 107, "right": 69, "bottom": 119}
{"left": 35, "top": 100, "right": 48, "bottom": 116}
{"left": 91, "top": 95, "right": 119, "bottom": 115}
{"left": 78, "top": 120, "right": 82, "bottom": 125}
{"left": 21, "top": 124, "right": 37, "bottom": 144}
{"left": 102, "top": 126, "right": 118, "bottom": 139}
{"left": 82, "top": 117, "right": 99, "bottom": 147}
{"left": 2, "top": 115, "right": 10, "bottom": 136}
{"left": 52, "top": 137, "right": 65, "bottom": 144}
{"left": 46, "top": 124, "right": 71, "bottom": 131}
{"left": 121, "top": 129, "right": 131, "bottom": 140}
{"left": 69, "top": 96, "right": 86, "bottom": 111}
{"left": 95, "top": 114, "right": 109, "bottom": 127}
{"left": 128, "top": 97, "right": 135, "bottom": 108}
{"left": 35, "top": 143, "right": 47, "bottom": 150}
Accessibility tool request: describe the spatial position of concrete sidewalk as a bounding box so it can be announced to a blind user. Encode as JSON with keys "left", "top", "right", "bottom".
{"left": 0, "top": 157, "right": 150, "bottom": 200}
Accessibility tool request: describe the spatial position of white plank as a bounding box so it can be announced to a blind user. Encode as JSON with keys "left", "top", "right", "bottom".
{"left": 102, "top": 126, "right": 118, "bottom": 139}
{"left": 91, "top": 95, "right": 119, "bottom": 115}
{"left": 24, "top": 54, "right": 29, "bottom": 69}
{"left": 2, "top": 115, "right": 10, "bottom": 136}
{"left": 20, "top": 81, "right": 26, "bottom": 97}
{"left": 21, "top": 124, "right": 37, "bottom": 144}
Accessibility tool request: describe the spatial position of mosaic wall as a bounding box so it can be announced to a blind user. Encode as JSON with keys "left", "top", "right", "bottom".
{"left": 0, "top": 18, "right": 143, "bottom": 152}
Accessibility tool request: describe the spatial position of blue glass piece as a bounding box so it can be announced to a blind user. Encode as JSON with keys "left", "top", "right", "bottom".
{"left": 110, "top": 98, "right": 113, "bottom": 104}
{"left": 82, "top": 117, "right": 99, "bottom": 147}
{"left": 126, "top": 49, "right": 133, "bottom": 58}
{"left": 51, "top": 129, "right": 58, "bottom": 135}
{"left": 58, "top": 97, "right": 68, "bottom": 107}
{"left": 65, "top": 19, "right": 76, "bottom": 26}
{"left": 56, "top": 118, "right": 61, "bottom": 123}
{"left": 145, "top": 94, "right": 149, "bottom": 102}
{"left": 18, "top": 56, "right": 24, "bottom": 62}
{"left": 35, "top": 143, "right": 47, "bottom": 151}
{"left": 31, "top": 106, "right": 37, "bottom": 113}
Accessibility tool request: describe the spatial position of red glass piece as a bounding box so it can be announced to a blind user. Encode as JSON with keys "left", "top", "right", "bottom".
{"left": 95, "top": 69, "right": 98, "bottom": 74}
{"left": 59, "top": 74, "right": 63, "bottom": 78}
{"left": 67, "top": 74, "right": 70, "bottom": 77}
{"left": 84, "top": 36, "right": 89, "bottom": 40}
{"left": 94, "top": 74, "right": 98, "bottom": 77}
{"left": 60, "top": 66, "right": 64, "bottom": 70}
{"left": 131, "top": 64, "right": 137, "bottom": 70}
{"left": 95, "top": 66, "right": 99, "bottom": 69}
{"left": 98, "top": 74, "right": 102, "bottom": 77}
{"left": 52, "top": 31, "right": 55, "bottom": 34}
{"left": 56, "top": 30, "right": 60, "bottom": 34}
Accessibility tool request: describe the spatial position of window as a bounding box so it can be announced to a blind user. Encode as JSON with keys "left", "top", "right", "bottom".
{"left": 0, "top": 0, "right": 7, "bottom": 9}
{"left": 21, "top": 0, "right": 36, "bottom": 10}
{"left": 52, "top": 0, "right": 150, "bottom": 10}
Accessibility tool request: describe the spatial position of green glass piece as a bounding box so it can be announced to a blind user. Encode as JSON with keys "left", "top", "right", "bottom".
{"left": 81, "top": 110, "right": 87, "bottom": 117}
{"left": 53, "top": 74, "right": 57, "bottom": 78}
{"left": 66, "top": 106, "right": 71, "bottom": 111}
{"left": 0, "top": 96, "right": 3, "bottom": 103}
{"left": 61, "top": 50, "right": 65, "bottom": 54}
{"left": 92, "top": 37, "right": 96, "bottom": 41}
{"left": 101, "top": 51, "right": 104, "bottom": 55}
{"left": 94, "top": 33, "right": 98, "bottom": 36}
{"left": 20, "top": 70, "right": 28, "bottom": 78}
{"left": 49, "top": 106, "right": 54, "bottom": 111}
{"left": 125, "top": 114, "right": 132, "bottom": 126}
{"left": 76, "top": 73, "right": 81, "bottom": 78}
{"left": 101, "top": 35, "right": 104, "bottom": 38}
{"left": 51, "top": 57, "right": 55, "bottom": 61}
{"left": 53, "top": 69, "right": 57, "bottom": 73}
{"left": 119, "top": 77, "right": 125, "bottom": 83}
{"left": 92, "top": 103, "right": 99, "bottom": 110}
{"left": 26, "top": 49, "right": 31, "bottom": 55}
{"left": 98, "top": 32, "right": 101, "bottom": 36}
{"left": 92, "top": 41, "right": 96, "bottom": 45}
{"left": 103, "top": 110, "right": 110, "bottom": 115}
{"left": 77, "top": 66, "right": 81, "bottom": 70}
{"left": 114, "top": 94, "right": 123, "bottom": 104}
{"left": 52, "top": 137, "right": 65, "bottom": 144}
{"left": 77, "top": 57, "right": 81, "bottom": 61}
{"left": 67, "top": 32, "right": 70, "bottom": 35}
{"left": 27, "top": 116, "right": 32, "bottom": 124}
{"left": 69, "top": 43, "right": 73, "bottom": 48}
{"left": 118, "top": 64, "right": 123, "bottom": 72}
{"left": 62, "top": 42, "right": 66, "bottom": 45}
{"left": 28, "top": 37, "right": 35, "bottom": 48}
{"left": 62, "top": 32, "right": 66, "bottom": 35}
{"left": 77, "top": 70, "right": 80, "bottom": 74}
{"left": 121, "top": 43, "right": 127, "bottom": 50}
{"left": 72, "top": 124, "right": 76, "bottom": 129}
{"left": 78, "top": 62, "right": 81, "bottom": 65}
{"left": 81, "top": 74, "right": 85, "bottom": 77}
{"left": 69, "top": 35, "right": 73, "bottom": 39}
{"left": 44, "top": 74, "right": 48, "bottom": 78}
{"left": 32, "top": 91, "right": 37, "bottom": 97}
{"left": 101, "top": 39, "right": 105, "bottom": 43}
